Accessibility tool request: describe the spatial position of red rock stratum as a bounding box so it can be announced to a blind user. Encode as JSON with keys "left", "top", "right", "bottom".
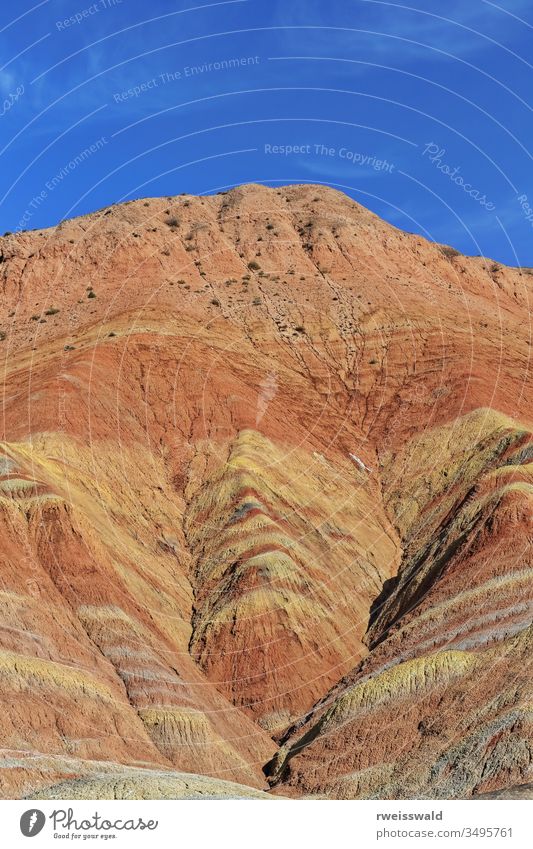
{"left": 0, "top": 184, "right": 531, "bottom": 799}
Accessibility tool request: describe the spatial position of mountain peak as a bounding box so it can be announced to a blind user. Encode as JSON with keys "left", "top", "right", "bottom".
{"left": 0, "top": 184, "right": 531, "bottom": 800}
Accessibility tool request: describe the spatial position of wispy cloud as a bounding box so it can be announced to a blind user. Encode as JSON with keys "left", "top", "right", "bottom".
{"left": 269, "top": 0, "right": 533, "bottom": 65}
{"left": 0, "top": 69, "right": 16, "bottom": 94}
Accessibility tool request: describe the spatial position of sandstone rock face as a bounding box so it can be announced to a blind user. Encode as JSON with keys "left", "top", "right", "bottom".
{"left": 267, "top": 412, "right": 533, "bottom": 798}
{"left": 24, "top": 759, "right": 273, "bottom": 800}
{"left": 0, "top": 184, "right": 531, "bottom": 798}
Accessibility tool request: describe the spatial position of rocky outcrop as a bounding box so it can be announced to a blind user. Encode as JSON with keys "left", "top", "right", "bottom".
{"left": 25, "top": 759, "right": 272, "bottom": 800}
{"left": 0, "top": 184, "right": 531, "bottom": 798}
{"left": 267, "top": 411, "right": 533, "bottom": 797}
{"left": 186, "top": 429, "right": 397, "bottom": 733}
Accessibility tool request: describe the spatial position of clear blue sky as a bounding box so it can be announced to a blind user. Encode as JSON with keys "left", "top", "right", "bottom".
{"left": 1, "top": 0, "right": 533, "bottom": 265}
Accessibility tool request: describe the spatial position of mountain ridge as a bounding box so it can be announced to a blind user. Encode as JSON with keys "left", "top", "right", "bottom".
{"left": 0, "top": 183, "right": 531, "bottom": 799}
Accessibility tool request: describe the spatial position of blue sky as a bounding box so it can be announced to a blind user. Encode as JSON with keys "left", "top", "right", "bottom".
{"left": 1, "top": 0, "right": 533, "bottom": 264}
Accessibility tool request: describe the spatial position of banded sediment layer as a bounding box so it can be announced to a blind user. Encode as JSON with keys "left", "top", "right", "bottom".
{"left": 0, "top": 184, "right": 531, "bottom": 798}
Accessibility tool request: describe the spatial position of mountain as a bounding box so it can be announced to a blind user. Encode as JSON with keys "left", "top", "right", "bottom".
{"left": 0, "top": 183, "right": 531, "bottom": 799}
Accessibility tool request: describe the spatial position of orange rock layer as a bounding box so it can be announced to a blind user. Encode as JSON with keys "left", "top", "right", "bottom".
{"left": 0, "top": 184, "right": 531, "bottom": 798}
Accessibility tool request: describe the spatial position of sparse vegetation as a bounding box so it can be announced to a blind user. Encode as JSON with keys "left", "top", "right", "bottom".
{"left": 87, "top": 291, "right": 96, "bottom": 299}
{"left": 252, "top": 296, "right": 262, "bottom": 305}
{"left": 248, "top": 261, "right": 260, "bottom": 271}
{"left": 191, "top": 222, "right": 208, "bottom": 234}
{"left": 166, "top": 217, "right": 180, "bottom": 228}
{"left": 440, "top": 245, "right": 460, "bottom": 259}
{"left": 44, "top": 307, "right": 60, "bottom": 315}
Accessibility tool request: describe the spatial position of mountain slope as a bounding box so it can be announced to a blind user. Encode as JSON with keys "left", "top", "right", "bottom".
{"left": 267, "top": 410, "right": 533, "bottom": 797}
{"left": 0, "top": 183, "right": 531, "bottom": 798}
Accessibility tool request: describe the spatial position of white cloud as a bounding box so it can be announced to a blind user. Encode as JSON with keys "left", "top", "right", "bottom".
{"left": 0, "top": 69, "right": 16, "bottom": 95}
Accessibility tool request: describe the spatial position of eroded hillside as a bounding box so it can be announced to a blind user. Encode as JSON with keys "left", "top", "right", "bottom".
{"left": 0, "top": 184, "right": 531, "bottom": 798}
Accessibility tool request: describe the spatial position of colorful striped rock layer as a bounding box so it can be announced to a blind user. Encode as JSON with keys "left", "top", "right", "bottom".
{"left": 0, "top": 184, "right": 531, "bottom": 798}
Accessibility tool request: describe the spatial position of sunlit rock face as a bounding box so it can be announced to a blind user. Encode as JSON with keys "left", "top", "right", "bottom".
{"left": 0, "top": 184, "right": 531, "bottom": 798}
